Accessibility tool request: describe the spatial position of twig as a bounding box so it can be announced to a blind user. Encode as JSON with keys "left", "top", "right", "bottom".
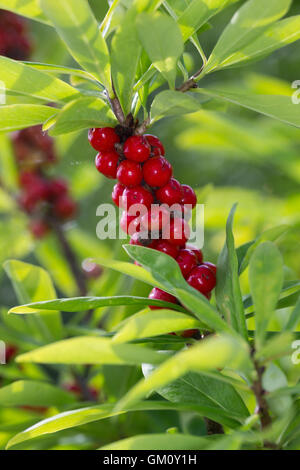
{"left": 109, "top": 83, "right": 126, "bottom": 125}
{"left": 176, "top": 66, "right": 204, "bottom": 93}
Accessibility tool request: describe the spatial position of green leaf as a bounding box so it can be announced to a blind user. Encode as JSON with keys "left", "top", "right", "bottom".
{"left": 113, "top": 309, "right": 202, "bottom": 343}
{"left": 0, "top": 56, "right": 79, "bottom": 104}
{"left": 111, "top": 7, "right": 142, "bottom": 115}
{"left": 4, "top": 260, "right": 63, "bottom": 341}
{"left": 0, "top": 105, "right": 57, "bottom": 133}
{"left": 237, "top": 225, "right": 289, "bottom": 274}
{"left": 0, "top": 380, "right": 75, "bottom": 407}
{"left": 124, "top": 245, "right": 234, "bottom": 334}
{"left": 136, "top": 12, "right": 184, "bottom": 88}
{"left": 5, "top": 401, "right": 213, "bottom": 449}
{"left": 204, "top": 0, "right": 292, "bottom": 74}
{"left": 16, "top": 336, "right": 167, "bottom": 366}
{"left": 219, "top": 16, "right": 300, "bottom": 69}
{"left": 0, "top": 0, "right": 50, "bottom": 24}
{"left": 100, "top": 433, "right": 211, "bottom": 450}
{"left": 40, "top": 0, "right": 111, "bottom": 90}
{"left": 255, "top": 332, "right": 294, "bottom": 362}
{"left": 284, "top": 297, "right": 300, "bottom": 331}
{"left": 9, "top": 296, "right": 187, "bottom": 315}
{"left": 215, "top": 205, "right": 248, "bottom": 340}
{"left": 117, "top": 334, "right": 251, "bottom": 411}
{"left": 249, "top": 242, "right": 284, "bottom": 350}
{"left": 25, "top": 62, "right": 96, "bottom": 82}
{"left": 177, "top": 0, "right": 238, "bottom": 43}
{"left": 151, "top": 370, "right": 249, "bottom": 426}
{"left": 195, "top": 88, "right": 300, "bottom": 128}
{"left": 49, "top": 97, "right": 116, "bottom": 135}
{"left": 0, "top": 134, "right": 18, "bottom": 190}
{"left": 151, "top": 90, "right": 206, "bottom": 121}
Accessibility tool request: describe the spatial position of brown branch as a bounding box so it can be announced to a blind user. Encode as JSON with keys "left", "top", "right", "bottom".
{"left": 176, "top": 66, "right": 204, "bottom": 93}
{"left": 109, "top": 83, "right": 126, "bottom": 125}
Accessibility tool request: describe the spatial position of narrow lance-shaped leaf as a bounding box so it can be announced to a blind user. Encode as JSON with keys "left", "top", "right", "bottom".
{"left": 249, "top": 242, "right": 284, "bottom": 350}
{"left": 136, "top": 12, "right": 184, "bottom": 88}
{"left": 0, "top": 105, "right": 58, "bottom": 134}
{"left": 194, "top": 88, "right": 300, "bottom": 128}
{"left": 100, "top": 433, "right": 211, "bottom": 451}
{"left": 215, "top": 204, "right": 248, "bottom": 340}
{"left": 0, "top": 56, "right": 79, "bottom": 104}
{"left": 219, "top": 16, "right": 300, "bottom": 69}
{"left": 204, "top": 0, "right": 292, "bottom": 74}
{"left": 40, "top": 0, "right": 111, "bottom": 91}
{"left": 151, "top": 90, "right": 206, "bottom": 122}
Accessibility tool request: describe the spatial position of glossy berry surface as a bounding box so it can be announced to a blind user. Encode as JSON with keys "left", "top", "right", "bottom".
{"left": 148, "top": 287, "right": 178, "bottom": 310}
{"left": 123, "top": 136, "right": 151, "bottom": 162}
{"left": 95, "top": 151, "right": 119, "bottom": 179}
{"left": 186, "top": 245, "right": 204, "bottom": 264}
{"left": 145, "top": 135, "right": 165, "bottom": 156}
{"left": 117, "top": 160, "right": 143, "bottom": 187}
{"left": 130, "top": 232, "right": 143, "bottom": 246}
{"left": 88, "top": 127, "right": 120, "bottom": 152}
{"left": 112, "top": 183, "right": 125, "bottom": 207}
{"left": 203, "top": 262, "right": 217, "bottom": 276}
{"left": 140, "top": 205, "right": 170, "bottom": 231}
{"left": 143, "top": 156, "right": 172, "bottom": 188}
{"left": 181, "top": 184, "right": 197, "bottom": 208}
{"left": 153, "top": 240, "right": 179, "bottom": 259}
{"left": 176, "top": 249, "right": 198, "bottom": 278}
{"left": 156, "top": 178, "right": 182, "bottom": 206}
{"left": 120, "top": 212, "right": 140, "bottom": 236}
{"left": 187, "top": 265, "right": 216, "bottom": 295}
{"left": 122, "top": 186, "right": 154, "bottom": 210}
{"left": 166, "top": 218, "right": 190, "bottom": 247}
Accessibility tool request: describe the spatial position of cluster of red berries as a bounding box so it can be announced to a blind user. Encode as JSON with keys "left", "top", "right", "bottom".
{"left": 13, "top": 126, "right": 77, "bottom": 238}
{"left": 88, "top": 127, "right": 217, "bottom": 337}
{"left": 0, "top": 10, "right": 32, "bottom": 60}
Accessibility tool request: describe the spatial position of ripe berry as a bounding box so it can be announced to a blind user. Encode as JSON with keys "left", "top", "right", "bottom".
{"left": 140, "top": 205, "right": 170, "bottom": 231}
{"left": 165, "top": 218, "right": 190, "bottom": 247}
{"left": 156, "top": 178, "right": 182, "bottom": 206}
{"left": 123, "top": 136, "right": 151, "bottom": 162}
{"left": 186, "top": 245, "right": 203, "bottom": 264}
{"left": 30, "top": 219, "right": 50, "bottom": 239}
{"left": 143, "top": 156, "right": 172, "bottom": 188}
{"left": 203, "top": 262, "right": 217, "bottom": 276}
{"left": 5, "top": 344, "right": 18, "bottom": 362}
{"left": 148, "top": 287, "right": 178, "bottom": 310}
{"left": 187, "top": 265, "right": 216, "bottom": 295}
{"left": 112, "top": 183, "right": 125, "bottom": 207}
{"left": 145, "top": 135, "right": 165, "bottom": 156}
{"left": 117, "top": 160, "right": 143, "bottom": 187}
{"left": 54, "top": 196, "right": 77, "bottom": 220}
{"left": 95, "top": 151, "right": 119, "bottom": 179}
{"left": 130, "top": 232, "right": 143, "bottom": 246}
{"left": 120, "top": 212, "right": 140, "bottom": 236}
{"left": 122, "top": 186, "right": 154, "bottom": 210}
{"left": 181, "top": 329, "right": 199, "bottom": 338}
{"left": 48, "top": 178, "right": 68, "bottom": 200}
{"left": 181, "top": 184, "right": 197, "bottom": 209}
{"left": 176, "top": 249, "right": 198, "bottom": 278}
{"left": 152, "top": 240, "right": 179, "bottom": 259}
{"left": 82, "top": 259, "right": 102, "bottom": 279}
{"left": 88, "top": 127, "right": 120, "bottom": 152}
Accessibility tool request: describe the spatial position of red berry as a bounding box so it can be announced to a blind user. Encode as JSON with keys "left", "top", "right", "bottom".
{"left": 117, "top": 160, "right": 143, "bottom": 187}
{"left": 95, "top": 151, "right": 119, "bottom": 179}
{"left": 156, "top": 178, "right": 182, "bottom": 206}
{"left": 165, "top": 218, "right": 190, "bottom": 247}
{"left": 153, "top": 240, "right": 179, "bottom": 259}
{"left": 30, "top": 219, "right": 50, "bottom": 239}
{"left": 203, "top": 262, "right": 217, "bottom": 276}
{"left": 186, "top": 245, "right": 203, "bottom": 264}
{"left": 82, "top": 259, "right": 102, "bottom": 279}
{"left": 123, "top": 136, "right": 151, "bottom": 162}
{"left": 187, "top": 265, "right": 216, "bottom": 295}
{"left": 143, "top": 156, "right": 172, "bottom": 188}
{"left": 112, "top": 183, "right": 125, "bottom": 207}
{"left": 176, "top": 249, "right": 198, "bottom": 278}
{"left": 181, "top": 329, "right": 199, "bottom": 338}
{"left": 181, "top": 184, "right": 197, "bottom": 209}
{"left": 130, "top": 232, "right": 143, "bottom": 246}
{"left": 145, "top": 135, "right": 165, "bottom": 156}
{"left": 5, "top": 344, "right": 18, "bottom": 362}
{"left": 54, "top": 196, "right": 77, "bottom": 220}
{"left": 148, "top": 287, "right": 178, "bottom": 310}
{"left": 122, "top": 186, "right": 154, "bottom": 210}
{"left": 88, "top": 127, "right": 120, "bottom": 152}
{"left": 48, "top": 178, "right": 68, "bottom": 200}
{"left": 140, "top": 205, "right": 170, "bottom": 231}
{"left": 120, "top": 212, "right": 140, "bottom": 236}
